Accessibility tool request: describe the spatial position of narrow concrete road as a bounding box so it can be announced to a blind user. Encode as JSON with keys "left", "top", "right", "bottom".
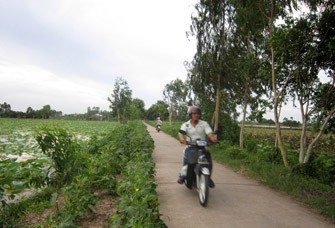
{"left": 146, "top": 124, "right": 334, "bottom": 228}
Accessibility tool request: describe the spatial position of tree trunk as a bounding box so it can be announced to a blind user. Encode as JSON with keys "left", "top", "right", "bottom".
{"left": 303, "top": 107, "right": 335, "bottom": 163}
{"left": 240, "top": 84, "right": 249, "bottom": 149}
{"left": 214, "top": 74, "right": 220, "bottom": 132}
{"left": 117, "top": 109, "right": 120, "bottom": 124}
{"left": 269, "top": 0, "right": 289, "bottom": 169}
{"left": 299, "top": 99, "right": 308, "bottom": 163}
{"left": 271, "top": 46, "right": 290, "bottom": 169}
{"left": 169, "top": 106, "right": 173, "bottom": 126}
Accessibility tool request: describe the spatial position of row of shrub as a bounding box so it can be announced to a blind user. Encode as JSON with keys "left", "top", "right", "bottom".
{"left": 0, "top": 121, "right": 166, "bottom": 227}
{"left": 109, "top": 121, "right": 166, "bottom": 227}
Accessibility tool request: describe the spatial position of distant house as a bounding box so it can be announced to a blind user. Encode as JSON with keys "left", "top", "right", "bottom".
{"left": 93, "top": 113, "right": 103, "bottom": 120}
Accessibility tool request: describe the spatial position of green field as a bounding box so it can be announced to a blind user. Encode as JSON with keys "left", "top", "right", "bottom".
{"left": 0, "top": 118, "right": 117, "bottom": 157}
{"left": 244, "top": 125, "right": 334, "bottom": 154}
{"left": 0, "top": 119, "right": 165, "bottom": 227}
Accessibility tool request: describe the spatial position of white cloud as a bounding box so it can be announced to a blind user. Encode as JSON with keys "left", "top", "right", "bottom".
{"left": 1, "top": 0, "right": 305, "bottom": 121}
{"left": 0, "top": 0, "right": 197, "bottom": 114}
{"left": 0, "top": 60, "right": 110, "bottom": 113}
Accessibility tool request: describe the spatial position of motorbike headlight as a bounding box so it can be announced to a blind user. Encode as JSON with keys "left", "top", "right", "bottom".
{"left": 196, "top": 140, "right": 207, "bottom": 147}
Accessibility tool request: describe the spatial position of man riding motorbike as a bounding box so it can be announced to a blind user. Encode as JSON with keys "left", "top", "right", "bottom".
{"left": 177, "top": 106, "right": 217, "bottom": 187}
{"left": 156, "top": 117, "right": 162, "bottom": 131}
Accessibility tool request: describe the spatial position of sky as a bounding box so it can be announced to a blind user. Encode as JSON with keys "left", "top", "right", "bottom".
{"left": 0, "top": 0, "right": 319, "bottom": 122}
{"left": 0, "top": 0, "right": 197, "bottom": 114}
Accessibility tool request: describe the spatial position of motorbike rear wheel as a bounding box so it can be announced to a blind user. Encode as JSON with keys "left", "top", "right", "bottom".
{"left": 198, "top": 174, "right": 209, "bottom": 206}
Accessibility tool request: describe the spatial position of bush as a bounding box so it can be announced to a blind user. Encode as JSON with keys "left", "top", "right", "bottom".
{"left": 225, "top": 146, "right": 248, "bottom": 160}
{"left": 110, "top": 121, "right": 166, "bottom": 227}
{"left": 312, "top": 153, "right": 335, "bottom": 185}
{"left": 244, "top": 138, "right": 259, "bottom": 153}
{"left": 35, "top": 127, "right": 87, "bottom": 188}
{"left": 217, "top": 114, "right": 240, "bottom": 144}
{"left": 294, "top": 153, "right": 335, "bottom": 185}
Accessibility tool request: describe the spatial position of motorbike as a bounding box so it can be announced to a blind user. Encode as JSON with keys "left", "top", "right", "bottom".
{"left": 156, "top": 125, "right": 161, "bottom": 132}
{"left": 179, "top": 130, "right": 214, "bottom": 207}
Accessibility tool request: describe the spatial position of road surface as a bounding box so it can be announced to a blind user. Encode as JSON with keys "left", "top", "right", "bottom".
{"left": 146, "top": 124, "right": 334, "bottom": 228}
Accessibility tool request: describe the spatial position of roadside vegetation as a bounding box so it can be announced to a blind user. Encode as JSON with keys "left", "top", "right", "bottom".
{"left": 1, "top": 0, "right": 334, "bottom": 226}
{"left": 0, "top": 119, "right": 166, "bottom": 227}
{"left": 152, "top": 121, "right": 335, "bottom": 223}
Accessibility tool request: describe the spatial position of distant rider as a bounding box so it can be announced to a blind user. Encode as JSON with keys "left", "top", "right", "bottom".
{"left": 177, "top": 106, "right": 217, "bottom": 187}
{"left": 156, "top": 117, "right": 162, "bottom": 129}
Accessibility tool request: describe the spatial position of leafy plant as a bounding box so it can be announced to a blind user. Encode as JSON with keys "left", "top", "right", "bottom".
{"left": 0, "top": 157, "right": 49, "bottom": 207}
{"left": 35, "top": 127, "right": 86, "bottom": 188}
{"left": 1, "top": 119, "right": 165, "bottom": 227}
{"left": 110, "top": 121, "right": 166, "bottom": 227}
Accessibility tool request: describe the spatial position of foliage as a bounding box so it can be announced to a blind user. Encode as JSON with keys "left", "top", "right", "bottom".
{"left": 313, "top": 83, "right": 335, "bottom": 133}
{"left": 146, "top": 100, "right": 169, "bottom": 120}
{"left": 132, "top": 98, "right": 146, "bottom": 119}
{"left": 185, "top": 0, "right": 335, "bottom": 168}
{"left": 293, "top": 152, "right": 335, "bottom": 185}
{"left": 110, "top": 121, "right": 166, "bottom": 227}
{"left": 107, "top": 77, "right": 133, "bottom": 123}
{"left": 244, "top": 126, "right": 335, "bottom": 155}
{"left": 0, "top": 157, "right": 49, "bottom": 205}
{"left": 0, "top": 187, "right": 56, "bottom": 227}
{"left": 163, "top": 78, "right": 188, "bottom": 123}
{"left": 217, "top": 113, "right": 240, "bottom": 144}
{"left": 281, "top": 117, "right": 301, "bottom": 128}
{"left": 0, "top": 119, "right": 165, "bottom": 227}
{"left": 0, "top": 101, "right": 62, "bottom": 118}
{"left": 35, "top": 127, "right": 89, "bottom": 190}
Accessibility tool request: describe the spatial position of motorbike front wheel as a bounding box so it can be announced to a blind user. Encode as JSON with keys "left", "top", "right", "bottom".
{"left": 198, "top": 173, "right": 209, "bottom": 206}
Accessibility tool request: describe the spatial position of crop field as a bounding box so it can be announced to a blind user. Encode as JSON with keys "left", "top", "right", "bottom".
{"left": 0, "top": 119, "right": 165, "bottom": 227}
{"left": 0, "top": 118, "right": 118, "bottom": 204}
{"left": 0, "top": 118, "right": 117, "bottom": 160}
{"left": 244, "top": 126, "right": 334, "bottom": 154}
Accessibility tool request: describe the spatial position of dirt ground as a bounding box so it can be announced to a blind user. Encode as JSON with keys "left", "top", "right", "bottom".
{"left": 24, "top": 190, "right": 117, "bottom": 227}
{"left": 75, "top": 191, "right": 117, "bottom": 228}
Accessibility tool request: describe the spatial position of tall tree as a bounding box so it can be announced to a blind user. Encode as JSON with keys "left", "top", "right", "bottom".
{"left": 273, "top": 1, "right": 334, "bottom": 164}
{"left": 230, "top": 0, "right": 272, "bottom": 148}
{"left": 108, "top": 77, "right": 132, "bottom": 124}
{"left": 40, "top": 105, "right": 51, "bottom": 119}
{"left": 242, "top": 0, "right": 298, "bottom": 168}
{"left": 0, "top": 102, "right": 11, "bottom": 117}
{"left": 132, "top": 98, "right": 146, "bottom": 119}
{"left": 163, "top": 79, "right": 188, "bottom": 125}
{"left": 26, "top": 107, "right": 35, "bottom": 118}
{"left": 146, "top": 100, "right": 169, "bottom": 120}
{"left": 188, "top": 0, "right": 236, "bottom": 132}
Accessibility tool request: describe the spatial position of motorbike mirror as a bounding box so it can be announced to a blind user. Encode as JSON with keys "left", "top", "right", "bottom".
{"left": 179, "top": 130, "right": 187, "bottom": 135}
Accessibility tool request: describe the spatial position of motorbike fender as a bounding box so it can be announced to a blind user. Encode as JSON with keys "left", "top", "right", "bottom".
{"left": 200, "top": 167, "right": 210, "bottom": 175}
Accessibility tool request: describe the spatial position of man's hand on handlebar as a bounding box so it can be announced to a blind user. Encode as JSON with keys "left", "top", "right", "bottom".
{"left": 180, "top": 139, "right": 187, "bottom": 145}
{"left": 208, "top": 133, "right": 218, "bottom": 144}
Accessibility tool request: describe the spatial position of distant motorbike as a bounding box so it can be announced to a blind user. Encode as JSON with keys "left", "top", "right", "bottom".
{"left": 156, "top": 125, "right": 161, "bottom": 132}
{"left": 179, "top": 130, "right": 214, "bottom": 207}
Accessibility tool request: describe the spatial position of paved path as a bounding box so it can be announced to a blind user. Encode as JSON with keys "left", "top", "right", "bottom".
{"left": 146, "top": 124, "right": 334, "bottom": 228}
